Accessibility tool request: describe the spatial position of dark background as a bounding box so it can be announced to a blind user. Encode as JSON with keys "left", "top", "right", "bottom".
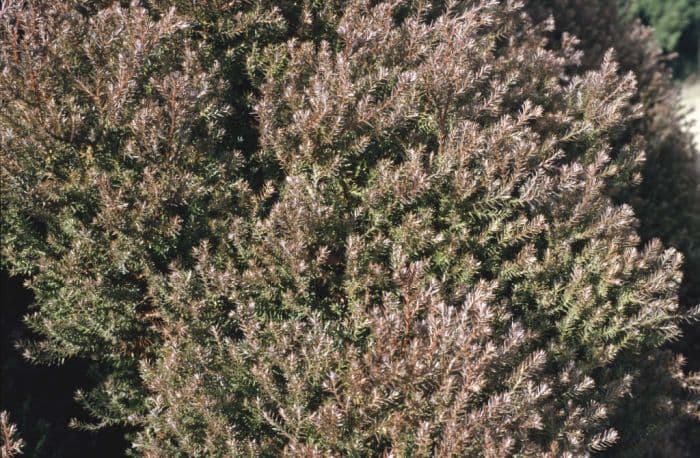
{"left": 1, "top": 272, "right": 128, "bottom": 457}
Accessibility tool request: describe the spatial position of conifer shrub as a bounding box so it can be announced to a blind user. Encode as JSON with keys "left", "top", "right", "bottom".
{"left": 529, "top": 0, "right": 700, "bottom": 327}
{"left": 527, "top": 2, "right": 700, "bottom": 453}
{"left": 1, "top": 0, "right": 699, "bottom": 456}
{"left": 0, "top": 0, "right": 338, "bottom": 430}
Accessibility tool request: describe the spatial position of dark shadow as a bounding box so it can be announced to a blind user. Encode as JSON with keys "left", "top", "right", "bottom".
{"left": 1, "top": 271, "right": 129, "bottom": 457}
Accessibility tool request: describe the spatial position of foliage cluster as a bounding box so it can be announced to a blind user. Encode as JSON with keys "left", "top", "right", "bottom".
{"left": 0, "top": 411, "right": 25, "bottom": 458}
{"left": 524, "top": 8, "right": 700, "bottom": 452}
{"left": 1, "top": 0, "right": 699, "bottom": 456}
{"left": 529, "top": 0, "right": 700, "bottom": 353}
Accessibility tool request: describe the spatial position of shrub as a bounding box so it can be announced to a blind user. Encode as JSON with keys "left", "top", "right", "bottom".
{"left": 136, "top": 0, "right": 699, "bottom": 455}
{"left": 527, "top": 2, "right": 700, "bottom": 453}
{"left": 1, "top": 0, "right": 698, "bottom": 455}
{"left": 0, "top": 0, "right": 337, "bottom": 430}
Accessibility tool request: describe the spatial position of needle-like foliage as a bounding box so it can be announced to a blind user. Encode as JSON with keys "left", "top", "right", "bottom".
{"left": 527, "top": 2, "right": 700, "bottom": 453}
{"left": 0, "top": 412, "right": 24, "bottom": 458}
{"left": 1, "top": 1, "right": 698, "bottom": 456}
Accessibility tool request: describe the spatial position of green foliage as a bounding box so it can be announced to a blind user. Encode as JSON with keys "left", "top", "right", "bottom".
{"left": 0, "top": 0, "right": 341, "bottom": 434}
{"left": 623, "top": 0, "right": 699, "bottom": 52}
{"left": 527, "top": 1, "right": 700, "bottom": 453}
{"left": 1, "top": 0, "right": 699, "bottom": 456}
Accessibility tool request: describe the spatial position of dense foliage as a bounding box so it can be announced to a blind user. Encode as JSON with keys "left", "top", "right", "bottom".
{"left": 526, "top": 5, "right": 700, "bottom": 453}
{"left": 1, "top": 0, "right": 699, "bottom": 455}
{"left": 529, "top": 0, "right": 700, "bottom": 362}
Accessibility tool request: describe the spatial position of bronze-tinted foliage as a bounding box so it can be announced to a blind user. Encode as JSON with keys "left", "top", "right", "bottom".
{"left": 529, "top": 0, "right": 700, "bottom": 343}
{"left": 138, "top": 0, "right": 697, "bottom": 455}
{"left": 526, "top": 2, "right": 700, "bottom": 454}
{"left": 0, "top": 0, "right": 239, "bottom": 426}
{"left": 0, "top": 0, "right": 338, "bottom": 429}
{"left": 1, "top": 0, "right": 698, "bottom": 456}
{"left": 0, "top": 411, "right": 24, "bottom": 458}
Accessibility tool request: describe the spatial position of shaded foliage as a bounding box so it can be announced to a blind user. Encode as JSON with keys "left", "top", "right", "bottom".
{"left": 622, "top": 0, "right": 699, "bottom": 75}
{"left": 1, "top": 272, "right": 129, "bottom": 457}
{"left": 527, "top": 1, "right": 700, "bottom": 453}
